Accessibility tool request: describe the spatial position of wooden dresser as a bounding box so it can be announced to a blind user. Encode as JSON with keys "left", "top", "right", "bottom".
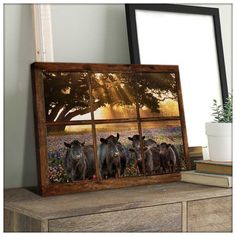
{"left": 4, "top": 182, "right": 232, "bottom": 232}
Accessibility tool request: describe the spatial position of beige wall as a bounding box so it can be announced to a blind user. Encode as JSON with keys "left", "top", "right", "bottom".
{"left": 4, "top": 4, "right": 232, "bottom": 188}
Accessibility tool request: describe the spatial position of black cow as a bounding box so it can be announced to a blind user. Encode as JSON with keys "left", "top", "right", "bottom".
{"left": 99, "top": 134, "right": 121, "bottom": 178}
{"left": 83, "top": 144, "right": 96, "bottom": 177}
{"left": 105, "top": 133, "right": 120, "bottom": 144}
{"left": 99, "top": 133, "right": 130, "bottom": 177}
{"left": 128, "top": 135, "right": 157, "bottom": 150}
{"left": 64, "top": 140, "right": 95, "bottom": 181}
{"left": 129, "top": 147, "right": 154, "bottom": 175}
{"left": 159, "top": 143, "right": 179, "bottom": 173}
{"left": 117, "top": 142, "right": 130, "bottom": 176}
{"left": 151, "top": 145, "right": 162, "bottom": 174}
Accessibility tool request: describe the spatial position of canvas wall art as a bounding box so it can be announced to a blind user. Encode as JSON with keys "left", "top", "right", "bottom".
{"left": 31, "top": 63, "right": 190, "bottom": 196}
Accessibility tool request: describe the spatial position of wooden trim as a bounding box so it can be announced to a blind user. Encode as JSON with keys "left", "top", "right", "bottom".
{"left": 175, "top": 69, "right": 191, "bottom": 170}
{"left": 88, "top": 72, "right": 102, "bottom": 181}
{"left": 45, "top": 116, "right": 181, "bottom": 126}
{"left": 32, "top": 4, "right": 54, "bottom": 62}
{"left": 31, "top": 67, "right": 49, "bottom": 194}
{"left": 32, "top": 62, "right": 179, "bottom": 73}
{"left": 41, "top": 173, "right": 181, "bottom": 197}
{"left": 134, "top": 72, "right": 146, "bottom": 176}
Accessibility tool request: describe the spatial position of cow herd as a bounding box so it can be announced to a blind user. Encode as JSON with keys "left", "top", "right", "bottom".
{"left": 63, "top": 133, "right": 180, "bottom": 181}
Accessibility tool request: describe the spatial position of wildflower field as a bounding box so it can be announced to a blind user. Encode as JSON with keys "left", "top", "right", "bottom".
{"left": 47, "top": 123, "right": 186, "bottom": 183}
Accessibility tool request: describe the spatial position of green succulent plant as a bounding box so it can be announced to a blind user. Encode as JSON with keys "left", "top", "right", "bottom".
{"left": 211, "top": 94, "right": 232, "bottom": 123}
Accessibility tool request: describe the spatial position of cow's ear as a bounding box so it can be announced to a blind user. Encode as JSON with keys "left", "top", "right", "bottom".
{"left": 81, "top": 142, "right": 85, "bottom": 146}
{"left": 64, "top": 142, "right": 71, "bottom": 148}
{"left": 143, "top": 147, "right": 148, "bottom": 151}
{"left": 142, "top": 136, "right": 145, "bottom": 140}
{"left": 100, "top": 138, "right": 108, "bottom": 144}
{"left": 116, "top": 133, "right": 120, "bottom": 141}
{"left": 128, "top": 137, "right": 133, "bottom": 141}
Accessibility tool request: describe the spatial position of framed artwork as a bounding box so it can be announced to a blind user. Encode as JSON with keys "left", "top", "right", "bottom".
{"left": 31, "top": 62, "right": 190, "bottom": 196}
{"left": 125, "top": 4, "right": 228, "bottom": 148}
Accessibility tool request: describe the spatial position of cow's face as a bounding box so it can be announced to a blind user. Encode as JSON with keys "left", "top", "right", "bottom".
{"left": 159, "top": 143, "right": 170, "bottom": 156}
{"left": 129, "top": 147, "right": 148, "bottom": 162}
{"left": 128, "top": 135, "right": 145, "bottom": 150}
{"left": 100, "top": 135, "right": 120, "bottom": 159}
{"left": 64, "top": 140, "right": 85, "bottom": 161}
{"left": 105, "top": 133, "right": 120, "bottom": 144}
{"left": 109, "top": 143, "right": 120, "bottom": 159}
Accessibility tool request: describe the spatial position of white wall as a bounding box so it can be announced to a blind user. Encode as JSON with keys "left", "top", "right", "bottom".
{"left": 4, "top": 4, "right": 232, "bottom": 188}
{"left": 51, "top": 5, "right": 130, "bottom": 64}
{"left": 4, "top": 5, "right": 36, "bottom": 188}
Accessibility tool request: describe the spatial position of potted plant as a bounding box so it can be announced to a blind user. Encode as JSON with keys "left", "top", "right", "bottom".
{"left": 205, "top": 95, "right": 232, "bottom": 162}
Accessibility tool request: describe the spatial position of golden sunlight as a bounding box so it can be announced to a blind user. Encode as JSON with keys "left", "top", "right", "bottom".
{"left": 94, "top": 104, "right": 137, "bottom": 119}
{"left": 65, "top": 125, "right": 92, "bottom": 133}
{"left": 140, "top": 99, "right": 179, "bottom": 118}
{"left": 159, "top": 99, "right": 179, "bottom": 116}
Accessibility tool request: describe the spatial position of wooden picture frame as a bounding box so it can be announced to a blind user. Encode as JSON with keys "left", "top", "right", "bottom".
{"left": 125, "top": 4, "right": 228, "bottom": 148}
{"left": 31, "top": 62, "right": 190, "bottom": 196}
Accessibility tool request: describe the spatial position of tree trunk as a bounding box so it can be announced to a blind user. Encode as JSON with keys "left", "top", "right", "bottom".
{"left": 47, "top": 101, "right": 103, "bottom": 133}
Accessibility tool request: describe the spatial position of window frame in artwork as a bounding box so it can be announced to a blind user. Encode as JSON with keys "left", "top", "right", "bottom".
{"left": 31, "top": 62, "right": 190, "bottom": 196}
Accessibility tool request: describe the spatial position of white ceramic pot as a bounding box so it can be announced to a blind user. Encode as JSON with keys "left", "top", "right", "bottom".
{"left": 205, "top": 122, "right": 232, "bottom": 162}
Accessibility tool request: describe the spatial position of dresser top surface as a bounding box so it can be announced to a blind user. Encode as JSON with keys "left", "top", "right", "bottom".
{"left": 4, "top": 182, "right": 231, "bottom": 220}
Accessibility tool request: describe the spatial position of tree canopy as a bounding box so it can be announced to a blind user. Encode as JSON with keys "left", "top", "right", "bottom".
{"left": 42, "top": 71, "right": 177, "bottom": 124}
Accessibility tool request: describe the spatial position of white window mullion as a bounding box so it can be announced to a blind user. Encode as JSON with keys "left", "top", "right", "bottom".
{"left": 32, "top": 4, "right": 54, "bottom": 62}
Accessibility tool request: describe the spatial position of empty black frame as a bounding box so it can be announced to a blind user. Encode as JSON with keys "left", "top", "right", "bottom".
{"left": 125, "top": 4, "right": 229, "bottom": 148}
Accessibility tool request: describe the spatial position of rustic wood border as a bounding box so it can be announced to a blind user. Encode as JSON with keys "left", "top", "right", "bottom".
{"left": 31, "top": 62, "right": 190, "bottom": 196}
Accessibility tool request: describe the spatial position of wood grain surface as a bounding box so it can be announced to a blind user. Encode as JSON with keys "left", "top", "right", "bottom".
{"left": 32, "top": 62, "right": 179, "bottom": 73}
{"left": 4, "top": 209, "right": 47, "bottom": 232}
{"left": 41, "top": 173, "right": 181, "bottom": 197}
{"left": 187, "top": 196, "right": 232, "bottom": 232}
{"left": 5, "top": 182, "right": 231, "bottom": 220}
{"left": 4, "top": 182, "right": 232, "bottom": 232}
{"left": 49, "top": 203, "right": 182, "bottom": 232}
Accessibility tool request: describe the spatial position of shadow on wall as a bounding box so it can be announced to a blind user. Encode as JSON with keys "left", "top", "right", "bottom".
{"left": 4, "top": 4, "right": 37, "bottom": 188}
{"left": 20, "top": 6, "right": 38, "bottom": 188}
{"left": 104, "top": 5, "right": 130, "bottom": 63}
{"left": 22, "top": 78, "right": 38, "bottom": 187}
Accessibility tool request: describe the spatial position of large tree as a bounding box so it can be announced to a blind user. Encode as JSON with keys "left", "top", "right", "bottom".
{"left": 43, "top": 71, "right": 177, "bottom": 130}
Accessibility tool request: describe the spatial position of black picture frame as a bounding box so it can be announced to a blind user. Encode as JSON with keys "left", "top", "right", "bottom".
{"left": 125, "top": 4, "right": 229, "bottom": 148}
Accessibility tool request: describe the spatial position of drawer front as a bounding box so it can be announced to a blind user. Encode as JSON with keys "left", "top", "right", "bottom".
{"left": 187, "top": 196, "right": 232, "bottom": 232}
{"left": 4, "top": 209, "right": 47, "bottom": 232}
{"left": 49, "top": 203, "right": 182, "bottom": 232}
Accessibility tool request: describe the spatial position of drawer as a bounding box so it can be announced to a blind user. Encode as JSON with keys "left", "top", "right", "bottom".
{"left": 4, "top": 209, "right": 46, "bottom": 232}
{"left": 187, "top": 196, "right": 232, "bottom": 232}
{"left": 49, "top": 203, "right": 182, "bottom": 232}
